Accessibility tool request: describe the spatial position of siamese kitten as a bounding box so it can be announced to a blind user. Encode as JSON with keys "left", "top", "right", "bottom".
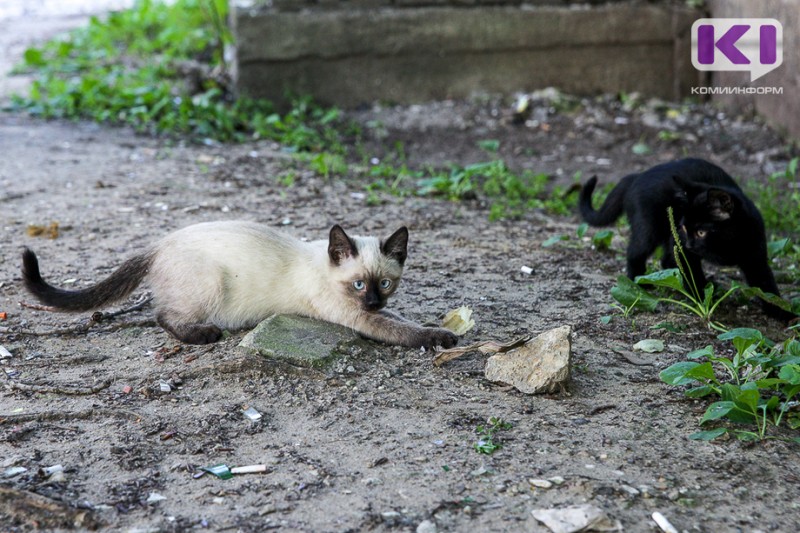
{"left": 580, "top": 158, "right": 795, "bottom": 321}
{"left": 22, "top": 222, "right": 459, "bottom": 348}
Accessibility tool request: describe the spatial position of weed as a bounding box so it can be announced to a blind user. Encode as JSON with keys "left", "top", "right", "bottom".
{"left": 610, "top": 208, "right": 761, "bottom": 331}
{"left": 12, "top": 0, "right": 346, "bottom": 151}
{"left": 414, "top": 160, "right": 579, "bottom": 220}
{"left": 657, "top": 130, "right": 682, "bottom": 142}
{"left": 746, "top": 157, "right": 800, "bottom": 284}
{"left": 543, "top": 222, "right": 615, "bottom": 251}
{"left": 631, "top": 140, "right": 651, "bottom": 155}
{"left": 477, "top": 139, "right": 500, "bottom": 153}
{"left": 303, "top": 151, "right": 348, "bottom": 179}
{"left": 661, "top": 328, "right": 800, "bottom": 442}
{"left": 474, "top": 417, "right": 513, "bottom": 455}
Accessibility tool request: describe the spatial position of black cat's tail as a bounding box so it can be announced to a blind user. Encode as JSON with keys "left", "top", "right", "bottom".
{"left": 22, "top": 248, "right": 154, "bottom": 312}
{"left": 579, "top": 174, "right": 634, "bottom": 226}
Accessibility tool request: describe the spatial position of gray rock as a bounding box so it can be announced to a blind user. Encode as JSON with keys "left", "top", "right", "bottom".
{"left": 239, "top": 315, "right": 368, "bottom": 367}
{"left": 484, "top": 325, "right": 572, "bottom": 394}
{"left": 416, "top": 519, "right": 437, "bottom": 533}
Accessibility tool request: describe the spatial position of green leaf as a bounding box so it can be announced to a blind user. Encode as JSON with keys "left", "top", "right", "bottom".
{"left": 687, "top": 345, "right": 714, "bottom": 360}
{"left": 734, "top": 388, "right": 760, "bottom": 412}
{"left": 477, "top": 139, "right": 500, "bottom": 153}
{"left": 702, "top": 283, "right": 714, "bottom": 309}
{"left": 767, "top": 238, "right": 791, "bottom": 258}
{"left": 718, "top": 328, "right": 763, "bottom": 343}
{"left": 700, "top": 401, "right": 736, "bottom": 424}
{"left": 576, "top": 223, "right": 588, "bottom": 238}
{"left": 754, "top": 378, "right": 787, "bottom": 389}
{"left": 635, "top": 268, "right": 683, "bottom": 292}
{"left": 778, "top": 364, "right": 800, "bottom": 385}
{"left": 23, "top": 47, "right": 46, "bottom": 67}
{"left": 739, "top": 286, "right": 792, "bottom": 311}
{"left": 611, "top": 275, "right": 659, "bottom": 312}
{"left": 685, "top": 385, "right": 715, "bottom": 398}
{"left": 600, "top": 315, "right": 612, "bottom": 325}
{"left": 733, "top": 431, "right": 761, "bottom": 442}
{"left": 660, "top": 361, "right": 702, "bottom": 386}
{"left": 689, "top": 428, "right": 727, "bottom": 441}
{"left": 684, "top": 362, "right": 716, "bottom": 382}
{"left": 542, "top": 235, "right": 568, "bottom": 247}
{"left": 651, "top": 322, "right": 685, "bottom": 333}
{"left": 716, "top": 385, "right": 759, "bottom": 423}
{"left": 632, "top": 142, "right": 651, "bottom": 155}
{"left": 592, "top": 229, "right": 614, "bottom": 250}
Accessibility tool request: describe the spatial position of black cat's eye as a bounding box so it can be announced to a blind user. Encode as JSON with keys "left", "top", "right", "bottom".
{"left": 380, "top": 279, "right": 393, "bottom": 290}
{"left": 353, "top": 280, "right": 366, "bottom": 291}
{"left": 696, "top": 229, "right": 708, "bottom": 238}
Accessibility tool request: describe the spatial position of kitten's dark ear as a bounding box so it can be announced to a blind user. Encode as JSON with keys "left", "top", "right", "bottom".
{"left": 706, "top": 189, "right": 735, "bottom": 221}
{"left": 328, "top": 225, "right": 358, "bottom": 265}
{"left": 382, "top": 227, "right": 408, "bottom": 266}
{"left": 671, "top": 175, "right": 691, "bottom": 204}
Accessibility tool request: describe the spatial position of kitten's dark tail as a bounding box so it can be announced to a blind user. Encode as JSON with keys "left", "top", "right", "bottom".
{"left": 579, "top": 174, "right": 634, "bottom": 226}
{"left": 22, "top": 248, "right": 153, "bottom": 312}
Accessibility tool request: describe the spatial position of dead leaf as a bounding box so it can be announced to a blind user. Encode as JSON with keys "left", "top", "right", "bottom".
{"left": 532, "top": 504, "right": 621, "bottom": 533}
{"left": 441, "top": 306, "right": 475, "bottom": 335}
{"left": 26, "top": 222, "right": 59, "bottom": 239}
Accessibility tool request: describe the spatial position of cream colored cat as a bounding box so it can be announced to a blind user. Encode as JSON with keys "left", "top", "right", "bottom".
{"left": 22, "top": 221, "right": 458, "bottom": 348}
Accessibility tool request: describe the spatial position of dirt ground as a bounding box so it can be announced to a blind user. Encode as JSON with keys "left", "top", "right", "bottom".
{"left": 2, "top": 6, "right": 800, "bottom": 533}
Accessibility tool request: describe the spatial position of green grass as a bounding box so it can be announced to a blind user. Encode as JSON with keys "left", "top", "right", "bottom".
{"left": 11, "top": 0, "right": 345, "bottom": 151}
{"left": 747, "top": 158, "right": 800, "bottom": 283}
{"left": 413, "top": 160, "right": 581, "bottom": 220}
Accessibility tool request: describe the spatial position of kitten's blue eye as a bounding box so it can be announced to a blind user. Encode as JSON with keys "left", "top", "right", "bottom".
{"left": 353, "top": 280, "right": 366, "bottom": 291}
{"left": 380, "top": 279, "right": 392, "bottom": 290}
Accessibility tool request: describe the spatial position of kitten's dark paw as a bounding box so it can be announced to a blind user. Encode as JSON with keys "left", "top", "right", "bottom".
{"left": 419, "top": 328, "right": 458, "bottom": 349}
{"left": 174, "top": 324, "right": 223, "bottom": 345}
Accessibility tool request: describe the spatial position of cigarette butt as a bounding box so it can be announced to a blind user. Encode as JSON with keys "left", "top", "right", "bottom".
{"left": 230, "top": 464, "right": 268, "bottom": 475}
{"left": 652, "top": 512, "right": 678, "bottom": 533}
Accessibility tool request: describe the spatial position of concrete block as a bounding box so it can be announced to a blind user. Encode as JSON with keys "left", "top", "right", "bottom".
{"left": 709, "top": 0, "right": 800, "bottom": 140}
{"left": 232, "top": 1, "right": 702, "bottom": 108}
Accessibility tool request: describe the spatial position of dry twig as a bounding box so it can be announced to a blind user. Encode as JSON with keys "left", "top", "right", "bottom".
{"left": 433, "top": 336, "right": 531, "bottom": 366}
{"left": 6, "top": 378, "right": 112, "bottom": 396}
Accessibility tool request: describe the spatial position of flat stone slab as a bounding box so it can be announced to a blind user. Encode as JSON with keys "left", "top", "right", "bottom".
{"left": 239, "top": 315, "right": 367, "bottom": 367}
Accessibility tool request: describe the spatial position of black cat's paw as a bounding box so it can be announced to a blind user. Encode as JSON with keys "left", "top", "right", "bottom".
{"left": 764, "top": 304, "right": 798, "bottom": 325}
{"left": 419, "top": 328, "right": 458, "bottom": 349}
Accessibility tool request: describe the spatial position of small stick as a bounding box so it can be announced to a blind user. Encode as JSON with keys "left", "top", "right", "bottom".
{"left": 19, "top": 301, "right": 58, "bottom": 312}
{"left": 6, "top": 378, "right": 112, "bottom": 396}
{"left": 13, "top": 319, "right": 156, "bottom": 338}
{"left": 0, "top": 408, "right": 144, "bottom": 424}
{"left": 93, "top": 295, "right": 152, "bottom": 321}
{"left": 433, "top": 336, "right": 531, "bottom": 366}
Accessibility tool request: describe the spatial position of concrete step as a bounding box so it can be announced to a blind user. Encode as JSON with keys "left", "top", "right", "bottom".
{"left": 232, "top": 0, "right": 702, "bottom": 108}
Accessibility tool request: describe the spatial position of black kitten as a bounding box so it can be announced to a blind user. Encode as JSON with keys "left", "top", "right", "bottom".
{"left": 579, "top": 158, "right": 795, "bottom": 322}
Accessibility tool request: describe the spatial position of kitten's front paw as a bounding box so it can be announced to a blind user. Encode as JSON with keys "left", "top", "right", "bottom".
{"left": 419, "top": 328, "right": 458, "bottom": 349}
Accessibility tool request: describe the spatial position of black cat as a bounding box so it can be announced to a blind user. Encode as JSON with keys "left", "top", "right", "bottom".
{"left": 579, "top": 158, "right": 795, "bottom": 322}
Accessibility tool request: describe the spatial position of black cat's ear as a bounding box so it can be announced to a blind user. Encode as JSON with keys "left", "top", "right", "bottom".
{"left": 382, "top": 227, "right": 408, "bottom": 266}
{"left": 706, "top": 189, "right": 735, "bottom": 221}
{"left": 328, "top": 225, "right": 358, "bottom": 265}
{"left": 670, "top": 175, "right": 690, "bottom": 205}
